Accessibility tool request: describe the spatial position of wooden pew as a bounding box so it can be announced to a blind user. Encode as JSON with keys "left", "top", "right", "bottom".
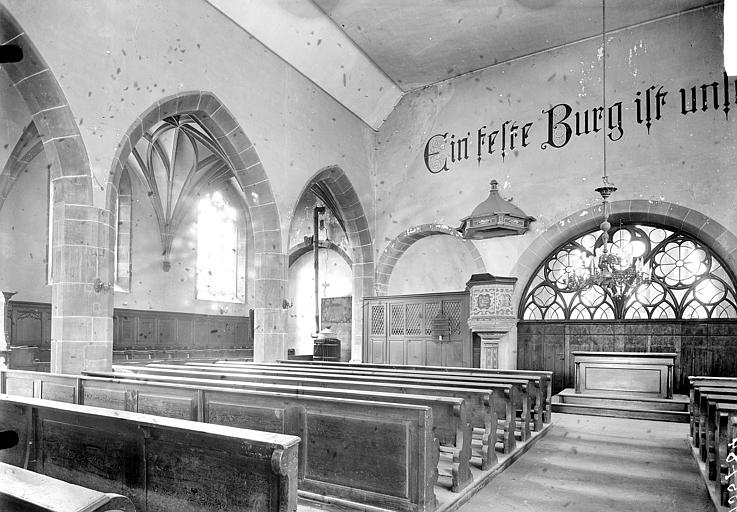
{"left": 0, "top": 461, "right": 136, "bottom": 512}
{"left": 686, "top": 376, "right": 737, "bottom": 507}
{"left": 0, "top": 394, "right": 300, "bottom": 512}
{"left": 688, "top": 376, "right": 737, "bottom": 445}
{"left": 273, "top": 360, "right": 553, "bottom": 423}
{"left": 714, "top": 402, "right": 737, "bottom": 505}
{"left": 2, "top": 370, "right": 439, "bottom": 510}
{"left": 2, "top": 368, "right": 472, "bottom": 489}
{"left": 105, "top": 363, "right": 517, "bottom": 455}
{"left": 698, "top": 392, "right": 737, "bottom": 477}
{"left": 143, "top": 361, "right": 533, "bottom": 443}
{"left": 90, "top": 365, "right": 508, "bottom": 461}
{"left": 212, "top": 360, "right": 546, "bottom": 433}
{"left": 685, "top": 377, "right": 737, "bottom": 509}
{"left": 723, "top": 414, "right": 737, "bottom": 507}
{"left": 691, "top": 381, "right": 737, "bottom": 450}
{"left": 3, "top": 368, "right": 468, "bottom": 495}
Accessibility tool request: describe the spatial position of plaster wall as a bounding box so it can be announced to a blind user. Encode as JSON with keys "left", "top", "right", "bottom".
{"left": 0, "top": 154, "right": 50, "bottom": 303}
{"left": 375, "top": 6, "right": 736, "bottom": 285}
{"left": 113, "top": 173, "right": 251, "bottom": 316}
{"left": 3, "top": 0, "right": 376, "bottom": 251}
{"left": 287, "top": 248, "right": 352, "bottom": 355}
{"left": 387, "top": 234, "right": 479, "bottom": 295}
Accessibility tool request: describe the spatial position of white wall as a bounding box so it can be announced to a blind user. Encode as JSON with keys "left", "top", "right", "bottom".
{"left": 287, "top": 248, "right": 352, "bottom": 355}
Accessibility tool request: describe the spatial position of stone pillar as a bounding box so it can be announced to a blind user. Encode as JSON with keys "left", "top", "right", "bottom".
{"left": 466, "top": 274, "right": 518, "bottom": 369}
{"left": 253, "top": 252, "right": 288, "bottom": 362}
{"left": 0, "top": 291, "right": 12, "bottom": 369}
{"left": 350, "top": 261, "right": 373, "bottom": 363}
{"left": 50, "top": 203, "right": 115, "bottom": 374}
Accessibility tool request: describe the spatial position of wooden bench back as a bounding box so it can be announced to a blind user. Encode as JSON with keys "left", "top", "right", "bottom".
{"left": 104, "top": 364, "right": 508, "bottom": 423}
{"left": 162, "top": 361, "right": 535, "bottom": 388}
{"left": 136, "top": 362, "right": 528, "bottom": 418}
{"left": 103, "top": 363, "right": 523, "bottom": 453}
{"left": 270, "top": 359, "right": 553, "bottom": 423}
{"left": 88, "top": 366, "right": 512, "bottom": 455}
{"left": 2, "top": 370, "right": 438, "bottom": 512}
{"left": 0, "top": 394, "right": 299, "bottom": 512}
{"left": 275, "top": 359, "right": 551, "bottom": 376}
{"left": 204, "top": 360, "right": 545, "bottom": 428}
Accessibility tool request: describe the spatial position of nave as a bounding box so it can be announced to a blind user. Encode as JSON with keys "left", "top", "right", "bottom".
{"left": 2, "top": 359, "right": 729, "bottom": 512}
{"left": 0, "top": 1, "right": 735, "bottom": 511}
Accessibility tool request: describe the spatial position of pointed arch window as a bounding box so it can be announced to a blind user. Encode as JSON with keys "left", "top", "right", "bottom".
{"left": 196, "top": 190, "right": 244, "bottom": 303}
{"left": 124, "top": 114, "right": 249, "bottom": 303}
{"left": 521, "top": 224, "right": 737, "bottom": 320}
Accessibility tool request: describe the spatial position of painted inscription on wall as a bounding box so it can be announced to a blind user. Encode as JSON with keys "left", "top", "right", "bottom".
{"left": 423, "top": 72, "right": 736, "bottom": 174}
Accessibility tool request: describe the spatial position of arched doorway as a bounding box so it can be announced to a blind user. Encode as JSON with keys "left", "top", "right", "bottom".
{"left": 287, "top": 166, "right": 372, "bottom": 361}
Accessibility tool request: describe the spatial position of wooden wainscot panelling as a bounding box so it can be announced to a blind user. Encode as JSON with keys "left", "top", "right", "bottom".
{"left": 3, "top": 302, "right": 254, "bottom": 366}
{"left": 363, "top": 291, "right": 471, "bottom": 367}
{"left": 112, "top": 307, "right": 253, "bottom": 351}
{"left": 6, "top": 300, "right": 51, "bottom": 347}
{"left": 517, "top": 320, "right": 737, "bottom": 394}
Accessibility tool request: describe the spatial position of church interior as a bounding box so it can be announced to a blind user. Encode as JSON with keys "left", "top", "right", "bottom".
{"left": 0, "top": 1, "right": 736, "bottom": 511}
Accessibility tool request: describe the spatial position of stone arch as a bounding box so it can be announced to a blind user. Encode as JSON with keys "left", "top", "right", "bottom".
{"left": 375, "top": 223, "right": 486, "bottom": 295}
{"left": 0, "top": 120, "right": 43, "bottom": 214}
{"left": 288, "top": 165, "right": 374, "bottom": 361}
{"left": 107, "top": 91, "right": 285, "bottom": 361}
{"left": 513, "top": 199, "right": 737, "bottom": 313}
{"left": 288, "top": 240, "right": 352, "bottom": 268}
{"left": 1, "top": 6, "right": 112, "bottom": 375}
{"left": 0, "top": 5, "right": 93, "bottom": 203}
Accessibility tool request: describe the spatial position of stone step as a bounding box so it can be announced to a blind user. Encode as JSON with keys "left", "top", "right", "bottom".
{"left": 557, "top": 394, "right": 689, "bottom": 411}
{"left": 552, "top": 402, "right": 690, "bottom": 423}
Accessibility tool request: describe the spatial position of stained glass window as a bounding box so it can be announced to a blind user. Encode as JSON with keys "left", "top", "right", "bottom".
{"left": 521, "top": 224, "right": 737, "bottom": 320}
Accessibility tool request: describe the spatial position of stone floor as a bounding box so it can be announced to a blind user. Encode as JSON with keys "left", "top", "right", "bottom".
{"left": 458, "top": 413, "right": 714, "bottom": 512}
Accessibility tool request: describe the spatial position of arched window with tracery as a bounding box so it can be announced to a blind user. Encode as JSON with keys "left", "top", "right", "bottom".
{"left": 520, "top": 224, "right": 737, "bottom": 321}
{"left": 124, "top": 114, "right": 250, "bottom": 303}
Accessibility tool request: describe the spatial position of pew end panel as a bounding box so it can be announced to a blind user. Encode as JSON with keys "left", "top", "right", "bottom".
{"left": 0, "top": 395, "right": 301, "bottom": 512}
{"left": 0, "top": 461, "right": 136, "bottom": 512}
{"left": 205, "top": 390, "right": 439, "bottom": 512}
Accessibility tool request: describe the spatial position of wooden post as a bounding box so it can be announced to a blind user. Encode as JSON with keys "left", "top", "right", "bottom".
{"left": 313, "top": 206, "right": 325, "bottom": 335}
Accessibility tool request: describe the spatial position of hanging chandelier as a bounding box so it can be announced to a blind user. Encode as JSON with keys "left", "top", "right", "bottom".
{"left": 563, "top": 177, "right": 652, "bottom": 297}
{"left": 563, "top": 0, "right": 652, "bottom": 299}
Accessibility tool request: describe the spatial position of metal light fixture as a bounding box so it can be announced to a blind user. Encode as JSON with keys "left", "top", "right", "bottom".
{"left": 564, "top": 178, "right": 652, "bottom": 297}
{"left": 563, "top": 0, "right": 652, "bottom": 299}
{"left": 93, "top": 278, "right": 113, "bottom": 293}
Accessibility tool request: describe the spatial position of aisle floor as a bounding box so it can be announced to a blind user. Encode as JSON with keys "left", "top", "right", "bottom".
{"left": 458, "top": 413, "right": 714, "bottom": 512}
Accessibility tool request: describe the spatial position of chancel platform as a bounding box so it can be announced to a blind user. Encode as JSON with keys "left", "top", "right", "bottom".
{"left": 553, "top": 351, "right": 689, "bottom": 422}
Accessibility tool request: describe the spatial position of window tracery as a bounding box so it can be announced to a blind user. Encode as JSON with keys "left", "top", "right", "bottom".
{"left": 521, "top": 224, "right": 737, "bottom": 320}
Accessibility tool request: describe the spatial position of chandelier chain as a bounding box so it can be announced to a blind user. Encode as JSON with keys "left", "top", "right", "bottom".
{"left": 563, "top": 0, "right": 653, "bottom": 301}
{"left": 602, "top": 0, "right": 607, "bottom": 181}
